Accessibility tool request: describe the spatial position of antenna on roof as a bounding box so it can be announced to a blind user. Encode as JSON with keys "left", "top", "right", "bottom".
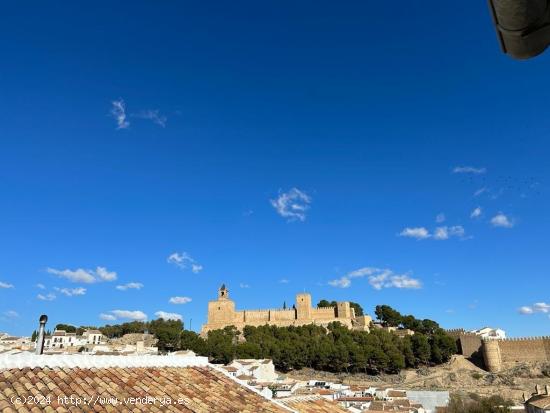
{"left": 35, "top": 314, "right": 48, "bottom": 355}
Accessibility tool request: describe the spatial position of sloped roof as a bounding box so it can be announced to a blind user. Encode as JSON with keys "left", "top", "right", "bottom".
{"left": 0, "top": 366, "right": 289, "bottom": 413}
{"left": 527, "top": 394, "right": 550, "bottom": 409}
{"left": 278, "top": 395, "right": 349, "bottom": 413}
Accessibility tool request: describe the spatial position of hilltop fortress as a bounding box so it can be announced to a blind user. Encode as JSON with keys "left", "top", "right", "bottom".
{"left": 201, "top": 285, "right": 372, "bottom": 336}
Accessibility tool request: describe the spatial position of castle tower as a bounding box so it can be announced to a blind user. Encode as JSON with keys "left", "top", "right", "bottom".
{"left": 296, "top": 293, "right": 312, "bottom": 320}
{"left": 218, "top": 284, "right": 229, "bottom": 300}
{"left": 336, "top": 302, "right": 352, "bottom": 319}
{"left": 206, "top": 284, "right": 236, "bottom": 326}
{"left": 482, "top": 339, "right": 502, "bottom": 372}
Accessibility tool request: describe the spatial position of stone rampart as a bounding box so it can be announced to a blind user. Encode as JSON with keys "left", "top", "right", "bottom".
{"left": 482, "top": 336, "right": 550, "bottom": 372}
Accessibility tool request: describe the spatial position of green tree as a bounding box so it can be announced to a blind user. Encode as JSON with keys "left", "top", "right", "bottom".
{"left": 349, "top": 302, "right": 364, "bottom": 316}
{"left": 149, "top": 319, "right": 183, "bottom": 353}
{"left": 375, "top": 305, "right": 402, "bottom": 327}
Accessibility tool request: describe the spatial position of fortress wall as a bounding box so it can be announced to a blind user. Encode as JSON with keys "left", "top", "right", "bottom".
{"left": 243, "top": 310, "right": 270, "bottom": 322}
{"left": 269, "top": 309, "right": 296, "bottom": 321}
{"left": 311, "top": 307, "right": 336, "bottom": 320}
{"left": 458, "top": 334, "right": 483, "bottom": 358}
{"left": 498, "top": 337, "right": 550, "bottom": 365}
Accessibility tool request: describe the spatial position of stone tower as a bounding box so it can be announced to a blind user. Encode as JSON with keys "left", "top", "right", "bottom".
{"left": 207, "top": 284, "right": 236, "bottom": 325}
{"left": 336, "top": 301, "right": 352, "bottom": 319}
{"left": 482, "top": 339, "right": 502, "bottom": 372}
{"left": 296, "top": 293, "right": 312, "bottom": 320}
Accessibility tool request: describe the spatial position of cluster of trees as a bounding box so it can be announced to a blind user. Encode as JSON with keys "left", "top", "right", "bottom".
{"left": 447, "top": 394, "right": 512, "bottom": 413}
{"left": 317, "top": 299, "right": 364, "bottom": 316}
{"left": 181, "top": 320, "right": 456, "bottom": 373}
{"left": 375, "top": 305, "right": 441, "bottom": 334}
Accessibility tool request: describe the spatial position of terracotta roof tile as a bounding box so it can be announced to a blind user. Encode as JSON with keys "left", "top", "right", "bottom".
{"left": 279, "top": 396, "right": 349, "bottom": 413}
{"left": 0, "top": 366, "right": 290, "bottom": 413}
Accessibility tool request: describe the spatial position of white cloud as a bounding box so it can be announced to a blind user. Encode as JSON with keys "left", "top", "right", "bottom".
{"left": 0, "top": 281, "right": 14, "bottom": 289}
{"left": 270, "top": 188, "right": 311, "bottom": 222}
{"left": 474, "top": 187, "right": 487, "bottom": 197}
{"left": 47, "top": 266, "right": 117, "bottom": 283}
{"left": 169, "top": 296, "right": 192, "bottom": 304}
{"left": 491, "top": 213, "right": 514, "bottom": 228}
{"left": 470, "top": 207, "right": 482, "bottom": 219}
{"left": 453, "top": 166, "right": 486, "bottom": 174}
{"left": 36, "top": 283, "right": 46, "bottom": 290}
{"left": 519, "top": 302, "right": 550, "bottom": 315}
{"left": 167, "top": 252, "right": 203, "bottom": 273}
{"left": 54, "top": 287, "right": 86, "bottom": 297}
{"left": 436, "top": 213, "right": 446, "bottom": 223}
{"left": 329, "top": 267, "right": 422, "bottom": 290}
{"left": 239, "top": 283, "right": 250, "bottom": 289}
{"left": 3, "top": 310, "right": 19, "bottom": 319}
{"left": 279, "top": 279, "right": 290, "bottom": 284}
{"left": 111, "top": 99, "right": 130, "bottom": 129}
{"left": 116, "top": 282, "right": 144, "bottom": 291}
{"left": 109, "top": 310, "right": 148, "bottom": 321}
{"left": 433, "top": 225, "right": 466, "bottom": 240}
{"left": 328, "top": 277, "right": 351, "bottom": 288}
{"left": 95, "top": 267, "right": 117, "bottom": 281}
{"left": 134, "top": 109, "right": 167, "bottom": 127}
{"left": 399, "top": 227, "right": 430, "bottom": 240}
{"left": 155, "top": 311, "right": 182, "bottom": 321}
{"left": 518, "top": 306, "right": 534, "bottom": 315}
{"left": 99, "top": 313, "right": 117, "bottom": 321}
{"left": 37, "top": 293, "right": 56, "bottom": 301}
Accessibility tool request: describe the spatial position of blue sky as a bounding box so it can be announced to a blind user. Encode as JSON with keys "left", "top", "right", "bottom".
{"left": 1, "top": 1, "right": 549, "bottom": 337}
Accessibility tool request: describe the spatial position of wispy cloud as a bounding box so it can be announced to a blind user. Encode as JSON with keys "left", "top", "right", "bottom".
{"left": 435, "top": 213, "right": 446, "bottom": 223}
{"left": 155, "top": 311, "right": 183, "bottom": 321}
{"left": 167, "top": 252, "right": 203, "bottom": 273}
{"left": 37, "top": 293, "right": 56, "bottom": 301}
{"left": 329, "top": 267, "right": 422, "bottom": 290}
{"left": 279, "top": 279, "right": 290, "bottom": 284}
{"left": 433, "top": 225, "right": 466, "bottom": 240}
{"left": 47, "top": 266, "right": 117, "bottom": 283}
{"left": 110, "top": 99, "right": 130, "bottom": 130}
{"left": 399, "top": 227, "right": 430, "bottom": 240}
{"left": 169, "top": 296, "right": 192, "bottom": 304}
{"left": 116, "top": 282, "right": 144, "bottom": 291}
{"left": 99, "top": 313, "right": 116, "bottom": 321}
{"left": 36, "top": 283, "right": 46, "bottom": 290}
{"left": 239, "top": 283, "right": 250, "bottom": 289}
{"left": 3, "top": 310, "right": 19, "bottom": 319}
{"left": 453, "top": 166, "right": 486, "bottom": 174}
{"left": 519, "top": 302, "right": 550, "bottom": 315}
{"left": 474, "top": 187, "right": 487, "bottom": 197}
{"left": 134, "top": 109, "right": 167, "bottom": 127}
{"left": 491, "top": 213, "right": 514, "bottom": 228}
{"left": 0, "top": 281, "right": 14, "bottom": 289}
{"left": 102, "top": 310, "right": 148, "bottom": 321}
{"left": 270, "top": 188, "right": 311, "bottom": 222}
{"left": 54, "top": 287, "right": 86, "bottom": 297}
{"left": 470, "top": 207, "right": 482, "bottom": 219}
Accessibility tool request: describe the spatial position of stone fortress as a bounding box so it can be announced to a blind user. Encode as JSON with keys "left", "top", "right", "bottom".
{"left": 447, "top": 329, "right": 550, "bottom": 373}
{"left": 201, "top": 284, "right": 372, "bottom": 336}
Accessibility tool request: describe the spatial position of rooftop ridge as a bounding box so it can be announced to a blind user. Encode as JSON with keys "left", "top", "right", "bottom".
{"left": 0, "top": 353, "right": 209, "bottom": 370}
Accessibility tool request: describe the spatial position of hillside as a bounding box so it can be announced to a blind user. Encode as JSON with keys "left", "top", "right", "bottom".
{"left": 285, "top": 355, "right": 550, "bottom": 403}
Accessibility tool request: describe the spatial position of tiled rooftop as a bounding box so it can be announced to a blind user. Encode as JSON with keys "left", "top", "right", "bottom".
{"left": 0, "top": 366, "right": 289, "bottom": 413}
{"left": 278, "top": 395, "right": 349, "bottom": 413}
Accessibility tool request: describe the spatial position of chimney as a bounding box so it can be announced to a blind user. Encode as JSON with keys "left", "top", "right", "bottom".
{"left": 545, "top": 385, "right": 549, "bottom": 395}
{"left": 522, "top": 393, "right": 526, "bottom": 402}
{"left": 34, "top": 314, "right": 48, "bottom": 355}
{"left": 535, "top": 384, "right": 540, "bottom": 395}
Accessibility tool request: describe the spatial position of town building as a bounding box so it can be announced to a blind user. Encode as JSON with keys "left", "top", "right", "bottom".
{"left": 201, "top": 284, "right": 372, "bottom": 335}
{"left": 470, "top": 326, "right": 506, "bottom": 340}
{"left": 525, "top": 385, "right": 550, "bottom": 413}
